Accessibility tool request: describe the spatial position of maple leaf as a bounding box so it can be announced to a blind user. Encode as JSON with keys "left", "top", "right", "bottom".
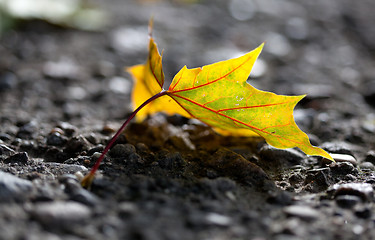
{"left": 129, "top": 36, "right": 332, "bottom": 160}
{"left": 166, "top": 48, "right": 330, "bottom": 158}
{"left": 128, "top": 31, "right": 256, "bottom": 136}
{"left": 81, "top": 24, "right": 332, "bottom": 188}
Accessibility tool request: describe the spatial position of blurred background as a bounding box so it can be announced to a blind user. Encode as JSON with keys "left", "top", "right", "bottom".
{"left": 1, "top": 0, "right": 375, "bottom": 145}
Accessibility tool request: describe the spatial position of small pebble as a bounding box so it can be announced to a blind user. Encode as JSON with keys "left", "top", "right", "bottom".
{"left": 101, "top": 125, "right": 116, "bottom": 135}
{"left": 363, "top": 151, "right": 375, "bottom": 165}
{"left": 67, "top": 86, "right": 87, "bottom": 100}
{"left": 74, "top": 171, "right": 85, "bottom": 181}
{"left": 4, "top": 152, "right": 29, "bottom": 164}
{"left": 0, "top": 133, "right": 12, "bottom": 141}
{"left": 205, "top": 213, "right": 232, "bottom": 226}
{"left": 359, "top": 162, "right": 375, "bottom": 170}
{"left": 0, "top": 72, "right": 17, "bottom": 91}
{"left": 352, "top": 224, "right": 364, "bottom": 235}
{"left": 46, "top": 132, "right": 67, "bottom": 146}
{"left": 58, "top": 174, "right": 79, "bottom": 183}
{"left": 332, "top": 183, "right": 373, "bottom": 202}
{"left": 66, "top": 184, "right": 100, "bottom": 207}
{"left": 361, "top": 115, "right": 375, "bottom": 133}
{"left": 31, "top": 201, "right": 92, "bottom": 226}
{"left": 335, "top": 195, "right": 361, "bottom": 209}
{"left": 0, "top": 144, "right": 16, "bottom": 156}
{"left": 267, "top": 191, "right": 293, "bottom": 206}
{"left": 43, "top": 58, "right": 79, "bottom": 80}
{"left": 57, "top": 122, "right": 77, "bottom": 136}
{"left": 283, "top": 205, "right": 320, "bottom": 221}
{"left": 285, "top": 17, "right": 309, "bottom": 40}
{"left": 91, "top": 152, "right": 102, "bottom": 161}
{"left": 321, "top": 142, "right": 355, "bottom": 155}
{"left": 45, "top": 162, "right": 88, "bottom": 174}
{"left": 362, "top": 80, "right": 375, "bottom": 107}
{"left": 16, "top": 121, "right": 37, "bottom": 139}
{"left": 207, "top": 148, "right": 269, "bottom": 186}
{"left": 330, "top": 153, "right": 357, "bottom": 165}
{"left": 64, "top": 135, "right": 91, "bottom": 154}
{"left": 354, "top": 205, "right": 372, "bottom": 219}
{"left": 259, "top": 145, "right": 305, "bottom": 167}
{"left": 109, "top": 144, "right": 136, "bottom": 158}
{"left": 265, "top": 32, "right": 291, "bottom": 57}
{"left": 110, "top": 27, "right": 148, "bottom": 54}
{"left": 228, "top": 0, "right": 256, "bottom": 21}
{"left": 330, "top": 162, "right": 358, "bottom": 177}
{"left": 87, "top": 145, "right": 104, "bottom": 156}
{"left": 0, "top": 170, "right": 33, "bottom": 202}
{"left": 94, "top": 60, "right": 115, "bottom": 77}
{"left": 84, "top": 133, "right": 98, "bottom": 145}
{"left": 118, "top": 202, "right": 139, "bottom": 217}
{"left": 304, "top": 167, "right": 332, "bottom": 192}
{"left": 135, "top": 143, "right": 149, "bottom": 153}
{"left": 251, "top": 58, "right": 267, "bottom": 78}
{"left": 108, "top": 76, "right": 131, "bottom": 94}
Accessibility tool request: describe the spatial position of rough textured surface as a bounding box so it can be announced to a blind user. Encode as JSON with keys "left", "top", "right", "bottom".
{"left": 1, "top": 0, "right": 375, "bottom": 239}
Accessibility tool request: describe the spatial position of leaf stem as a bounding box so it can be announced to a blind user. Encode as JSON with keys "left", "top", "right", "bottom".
{"left": 81, "top": 90, "right": 167, "bottom": 188}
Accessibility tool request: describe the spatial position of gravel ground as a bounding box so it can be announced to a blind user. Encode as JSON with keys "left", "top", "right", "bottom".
{"left": 1, "top": 0, "right": 375, "bottom": 239}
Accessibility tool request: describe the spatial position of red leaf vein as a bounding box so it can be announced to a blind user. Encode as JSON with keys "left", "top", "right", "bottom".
{"left": 168, "top": 93, "right": 309, "bottom": 147}
{"left": 169, "top": 54, "right": 254, "bottom": 94}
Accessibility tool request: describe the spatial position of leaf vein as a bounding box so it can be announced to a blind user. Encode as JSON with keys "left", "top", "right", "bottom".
{"left": 217, "top": 102, "right": 290, "bottom": 113}
{"left": 170, "top": 54, "right": 254, "bottom": 94}
{"left": 168, "top": 93, "right": 309, "bottom": 147}
{"left": 148, "top": 56, "right": 163, "bottom": 88}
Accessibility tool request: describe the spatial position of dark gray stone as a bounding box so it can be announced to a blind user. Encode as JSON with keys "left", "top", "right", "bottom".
{"left": 16, "top": 121, "right": 37, "bottom": 139}
{"left": 0, "top": 72, "right": 17, "bottom": 91}
{"left": 4, "top": 152, "right": 29, "bottom": 164}
{"left": 335, "top": 195, "right": 361, "bottom": 209}
{"left": 331, "top": 183, "right": 374, "bottom": 202}
{"left": 330, "top": 162, "right": 358, "bottom": 179}
{"left": 109, "top": 144, "right": 136, "bottom": 158}
{"left": 364, "top": 151, "right": 375, "bottom": 165}
{"left": 59, "top": 175, "right": 99, "bottom": 206}
{"left": 354, "top": 205, "right": 372, "bottom": 219}
{"left": 0, "top": 144, "right": 15, "bottom": 157}
{"left": 304, "top": 168, "right": 332, "bottom": 193}
{"left": 64, "top": 135, "right": 91, "bottom": 155}
{"left": 0, "top": 171, "right": 33, "bottom": 202}
{"left": 57, "top": 122, "right": 77, "bottom": 137}
{"left": 259, "top": 145, "right": 305, "bottom": 169}
{"left": 362, "top": 80, "right": 375, "bottom": 107}
{"left": 46, "top": 132, "right": 67, "bottom": 146}
{"left": 359, "top": 162, "right": 375, "bottom": 170}
{"left": 321, "top": 142, "right": 356, "bottom": 155}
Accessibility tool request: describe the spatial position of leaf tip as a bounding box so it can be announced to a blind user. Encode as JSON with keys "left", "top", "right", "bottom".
{"left": 306, "top": 145, "right": 334, "bottom": 162}
{"left": 320, "top": 150, "right": 334, "bottom": 161}
{"left": 148, "top": 17, "right": 154, "bottom": 38}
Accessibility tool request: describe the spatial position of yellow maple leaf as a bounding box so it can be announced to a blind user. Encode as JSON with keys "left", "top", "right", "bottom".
{"left": 128, "top": 34, "right": 332, "bottom": 160}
